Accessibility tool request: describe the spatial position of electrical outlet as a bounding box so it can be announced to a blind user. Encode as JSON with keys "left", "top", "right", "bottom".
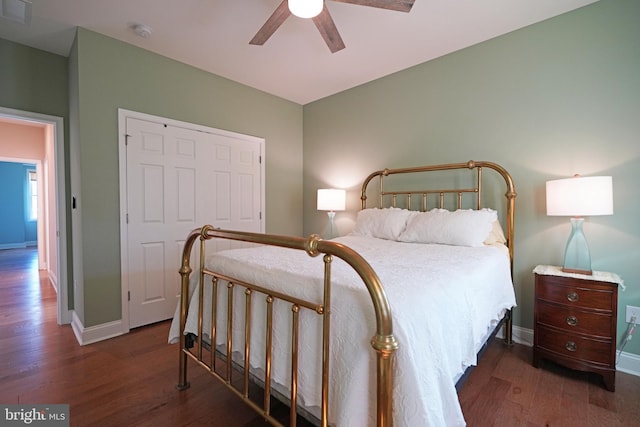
{"left": 626, "top": 305, "right": 640, "bottom": 323}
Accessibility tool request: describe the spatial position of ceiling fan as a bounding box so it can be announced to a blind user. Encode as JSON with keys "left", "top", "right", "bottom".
{"left": 249, "top": 0, "right": 416, "bottom": 53}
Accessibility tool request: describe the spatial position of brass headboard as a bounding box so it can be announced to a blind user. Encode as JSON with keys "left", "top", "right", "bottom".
{"left": 360, "top": 160, "right": 517, "bottom": 273}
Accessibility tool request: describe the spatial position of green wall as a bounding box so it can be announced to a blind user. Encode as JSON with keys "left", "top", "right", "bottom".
{"left": 71, "top": 28, "right": 303, "bottom": 327}
{"left": 0, "top": 38, "right": 68, "bottom": 117}
{"left": 0, "top": 37, "right": 72, "bottom": 308}
{"left": 303, "top": 0, "right": 640, "bottom": 355}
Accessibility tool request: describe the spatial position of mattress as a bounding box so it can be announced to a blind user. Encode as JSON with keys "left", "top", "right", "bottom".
{"left": 168, "top": 234, "right": 516, "bottom": 426}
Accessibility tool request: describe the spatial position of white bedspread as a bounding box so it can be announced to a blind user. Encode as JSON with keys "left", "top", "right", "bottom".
{"left": 168, "top": 235, "right": 516, "bottom": 426}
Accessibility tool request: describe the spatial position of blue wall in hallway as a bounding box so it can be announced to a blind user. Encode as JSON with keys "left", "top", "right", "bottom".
{"left": 0, "top": 161, "right": 37, "bottom": 248}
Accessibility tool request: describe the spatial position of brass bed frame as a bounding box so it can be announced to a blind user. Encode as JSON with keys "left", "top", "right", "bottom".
{"left": 176, "top": 160, "right": 516, "bottom": 427}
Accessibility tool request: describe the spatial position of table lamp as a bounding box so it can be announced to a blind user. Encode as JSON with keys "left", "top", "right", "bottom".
{"left": 546, "top": 175, "right": 613, "bottom": 275}
{"left": 317, "top": 188, "right": 346, "bottom": 239}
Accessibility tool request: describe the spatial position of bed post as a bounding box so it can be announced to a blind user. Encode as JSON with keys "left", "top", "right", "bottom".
{"left": 494, "top": 165, "right": 516, "bottom": 346}
{"left": 313, "top": 237, "right": 398, "bottom": 427}
{"left": 504, "top": 310, "right": 513, "bottom": 346}
{"left": 176, "top": 227, "right": 202, "bottom": 390}
{"left": 474, "top": 161, "right": 517, "bottom": 346}
{"left": 372, "top": 335, "right": 399, "bottom": 427}
{"left": 499, "top": 164, "right": 517, "bottom": 347}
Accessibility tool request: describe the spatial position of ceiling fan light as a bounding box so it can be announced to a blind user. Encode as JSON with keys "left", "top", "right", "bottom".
{"left": 288, "top": 0, "right": 323, "bottom": 19}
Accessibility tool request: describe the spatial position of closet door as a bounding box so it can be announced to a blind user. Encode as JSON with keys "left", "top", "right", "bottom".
{"left": 124, "top": 116, "right": 263, "bottom": 328}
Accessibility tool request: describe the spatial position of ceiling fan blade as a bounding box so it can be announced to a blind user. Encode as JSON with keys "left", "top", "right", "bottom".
{"left": 312, "top": 5, "right": 346, "bottom": 53}
{"left": 331, "top": 0, "right": 415, "bottom": 13}
{"left": 249, "top": 0, "right": 292, "bottom": 46}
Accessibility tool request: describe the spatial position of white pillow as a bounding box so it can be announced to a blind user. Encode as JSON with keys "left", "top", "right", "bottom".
{"left": 484, "top": 220, "right": 507, "bottom": 245}
{"left": 352, "top": 208, "right": 413, "bottom": 241}
{"left": 397, "top": 208, "right": 497, "bottom": 247}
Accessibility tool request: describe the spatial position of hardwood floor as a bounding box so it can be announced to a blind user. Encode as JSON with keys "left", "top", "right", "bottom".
{"left": 1, "top": 247, "right": 639, "bottom": 426}
{"left": 458, "top": 336, "right": 640, "bottom": 426}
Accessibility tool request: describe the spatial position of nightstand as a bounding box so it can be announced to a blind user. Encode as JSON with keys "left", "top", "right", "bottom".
{"left": 533, "top": 265, "right": 622, "bottom": 391}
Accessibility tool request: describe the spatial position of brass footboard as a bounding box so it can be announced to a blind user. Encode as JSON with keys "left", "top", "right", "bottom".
{"left": 177, "top": 227, "right": 398, "bottom": 427}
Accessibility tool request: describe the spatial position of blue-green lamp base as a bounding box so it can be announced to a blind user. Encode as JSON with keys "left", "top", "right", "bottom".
{"left": 562, "top": 217, "right": 592, "bottom": 275}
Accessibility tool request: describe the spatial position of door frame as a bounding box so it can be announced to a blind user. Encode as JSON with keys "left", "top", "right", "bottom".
{"left": 0, "top": 106, "right": 70, "bottom": 325}
{"left": 117, "top": 108, "right": 265, "bottom": 332}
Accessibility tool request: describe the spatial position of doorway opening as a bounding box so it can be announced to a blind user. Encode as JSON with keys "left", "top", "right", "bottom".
{"left": 0, "top": 107, "right": 69, "bottom": 325}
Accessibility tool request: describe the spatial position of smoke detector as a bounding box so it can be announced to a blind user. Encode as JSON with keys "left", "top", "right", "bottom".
{"left": 1, "top": 0, "right": 32, "bottom": 25}
{"left": 132, "top": 23, "right": 152, "bottom": 38}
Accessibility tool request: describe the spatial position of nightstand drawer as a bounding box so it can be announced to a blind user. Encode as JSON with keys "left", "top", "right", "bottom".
{"left": 536, "top": 302, "right": 613, "bottom": 338}
{"left": 536, "top": 325, "right": 611, "bottom": 365}
{"left": 536, "top": 278, "right": 614, "bottom": 311}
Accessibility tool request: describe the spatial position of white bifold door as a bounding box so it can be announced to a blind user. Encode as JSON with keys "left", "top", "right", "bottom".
{"left": 123, "top": 116, "right": 264, "bottom": 329}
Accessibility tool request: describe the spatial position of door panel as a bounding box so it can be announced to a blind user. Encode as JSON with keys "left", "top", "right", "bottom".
{"left": 125, "top": 117, "right": 263, "bottom": 328}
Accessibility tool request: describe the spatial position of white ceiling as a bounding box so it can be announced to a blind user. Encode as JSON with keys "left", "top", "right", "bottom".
{"left": 0, "top": 0, "right": 598, "bottom": 105}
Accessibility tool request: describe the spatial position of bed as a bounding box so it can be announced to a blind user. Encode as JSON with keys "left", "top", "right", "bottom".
{"left": 168, "top": 160, "right": 517, "bottom": 426}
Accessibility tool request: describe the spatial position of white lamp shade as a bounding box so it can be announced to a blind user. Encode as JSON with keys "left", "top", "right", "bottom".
{"left": 317, "top": 189, "right": 346, "bottom": 211}
{"left": 546, "top": 176, "right": 613, "bottom": 216}
{"left": 288, "top": 0, "right": 323, "bottom": 18}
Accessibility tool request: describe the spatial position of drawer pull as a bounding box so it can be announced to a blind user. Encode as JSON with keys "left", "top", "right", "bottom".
{"left": 567, "top": 292, "right": 579, "bottom": 302}
{"left": 565, "top": 341, "right": 577, "bottom": 352}
{"left": 566, "top": 316, "right": 578, "bottom": 326}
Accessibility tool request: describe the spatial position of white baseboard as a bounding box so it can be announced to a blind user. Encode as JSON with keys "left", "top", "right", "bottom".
{"left": 48, "top": 270, "right": 58, "bottom": 293}
{"left": 0, "top": 243, "right": 27, "bottom": 250}
{"left": 496, "top": 324, "right": 533, "bottom": 347}
{"left": 617, "top": 351, "right": 640, "bottom": 377}
{"left": 512, "top": 325, "right": 534, "bottom": 347}
{"left": 500, "top": 325, "right": 640, "bottom": 377}
{"left": 71, "top": 311, "right": 126, "bottom": 345}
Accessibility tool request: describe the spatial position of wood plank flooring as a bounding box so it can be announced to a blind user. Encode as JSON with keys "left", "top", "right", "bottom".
{"left": 1, "top": 247, "right": 639, "bottom": 426}
{"left": 458, "top": 333, "right": 640, "bottom": 426}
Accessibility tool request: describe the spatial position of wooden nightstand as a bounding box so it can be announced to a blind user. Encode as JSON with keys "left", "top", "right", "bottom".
{"left": 533, "top": 265, "right": 622, "bottom": 391}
